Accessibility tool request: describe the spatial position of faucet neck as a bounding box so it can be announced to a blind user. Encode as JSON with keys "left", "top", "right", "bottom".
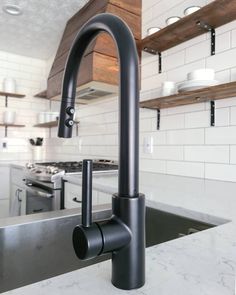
{"left": 58, "top": 13, "right": 140, "bottom": 198}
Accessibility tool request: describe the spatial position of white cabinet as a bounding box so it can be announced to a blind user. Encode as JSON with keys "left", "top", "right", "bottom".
{"left": 10, "top": 167, "right": 26, "bottom": 216}
{"left": 0, "top": 199, "right": 9, "bottom": 218}
{"left": 0, "top": 166, "right": 10, "bottom": 200}
{"left": 64, "top": 182, "right": 110, "bottom": 209}
{"left": 11, "top": 184, "right": 26, "bottom": 216}
{"left": 0, "top": 166, "right": 10, "bottom": 218}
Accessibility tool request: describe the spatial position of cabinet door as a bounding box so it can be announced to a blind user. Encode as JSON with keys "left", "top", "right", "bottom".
{"left": 10, "top": 184, "right": 26, "bottom": 216}
{"left": 0, "top": 199, "right": 9, "bottom": 218}
{"left": 11, "top": 167, "right": 24, "bottom": 187}
{"left": 0, "top": 166, "right": 10, "bottom": 200}
{"left": 64, "top": 182, "right": 99, "bottom": 209}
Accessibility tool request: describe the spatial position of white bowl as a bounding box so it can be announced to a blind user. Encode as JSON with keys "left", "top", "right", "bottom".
{"left": 147, "top": 27, "right": 161, "bottom": 36}
{"left": 166, "top": 16, "right": 181, "bottom": 26}
{"left": 178, "top": 79, "right": 219, "bottom": 93}
{"left": 49, "top": 112, "right": 59, "bottom": 122}
{"left": 161, "top": 81, "right": 176, "bottom": 96}
{"left": 37, "top": 112, "right": 45, "bottom": 124}
{"left": 187, "top": 68, "right": 215, "bottom": 81}
{"left": 3, "top": 78, "right": 16, "bottom": 93}
{"left": 184, "top": 6, "right": 201, "bottom": 16}
{"left": 3, "top": 110, "right": 16, "bottom": 125}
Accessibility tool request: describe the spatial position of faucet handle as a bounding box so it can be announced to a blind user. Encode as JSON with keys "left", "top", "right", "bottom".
{"left": 82, "top": 159, "right": 93, "bottom": 227}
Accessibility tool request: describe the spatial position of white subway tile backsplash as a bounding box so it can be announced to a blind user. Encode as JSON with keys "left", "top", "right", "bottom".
{"left": 230, "top": 146, "right": 236, "bottom": 164}
{"left": 184, "top": 111, "right": 209, "bottom": 128}
{"left": 140, "top": 158, "right": 166, "bottom": 173}
{"left": 184, "top": 146, "right": 229, "bottom": 163}
{"left": 185, "top": 40, "right": 209, "bottom": 64}
{"left": 163, "top": 50, "right": 185, "bottom": 71}
{"left": 167, "top": 129, "right": 204, "bottom": 145}
{"left": 206, "top": 126, "right": 236, "bottom": 144}
{"left": 230, "top": 106, "right": 236, "bottom": 125}
{"left": 206, "top": 48, "right": 236, "bottom": 72}
{"left": 205, "top": 163, "right": 236, "bottom": 182}
{"left": 215, "top": 32, "right": 231, "bottom": 54}
{"left": 166, "top": 161, "right": 205, "bottom": 178}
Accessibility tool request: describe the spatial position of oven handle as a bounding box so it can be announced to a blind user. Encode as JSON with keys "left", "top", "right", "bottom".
{"left": 25, "top": 183, "right": 53, "bottom": 198}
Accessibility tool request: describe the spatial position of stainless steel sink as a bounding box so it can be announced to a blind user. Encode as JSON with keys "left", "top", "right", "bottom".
{"left": 146, "top": 206, "right": 215, "bottom": 247}
{"left": 0, "top": 205, "right": 217, "bottom": 292}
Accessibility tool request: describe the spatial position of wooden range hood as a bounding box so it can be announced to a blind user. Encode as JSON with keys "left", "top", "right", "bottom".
{"left": 47, "top": 0, "right": 141, "bottom": 102}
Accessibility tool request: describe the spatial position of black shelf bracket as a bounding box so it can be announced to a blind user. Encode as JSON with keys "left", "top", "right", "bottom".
{"left": 143, "top": 47, "right": 162, "bottom": 73}
{"left": 196, "top": 21, "right": 215, "bottom": 55}
{"left": 5, "top": 95, "right": 8, "bottom": 107}
{"left": 210, "top": 100, "right": 215, "bottom": 126}
{"left": 157, "top": 109, "right": 160, "bottom": 130}
{"left": 143, "top": 47, "right": 158, "bottom": 55}
{"left": 158, "top": 52, "right": 162, "bottom": 73}
{"left": 5, "top": 126, "right": 8, "bottom": 137}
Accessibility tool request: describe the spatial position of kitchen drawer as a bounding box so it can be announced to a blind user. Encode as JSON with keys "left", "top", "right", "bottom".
{"left": 64, "top": 182, "right": 98, "bottom": 209}
{"left": 0, "top": 166, "right": 10, "bottom": 200}
{"left": 11, "top": 167, "right": 24, "bottom": 187}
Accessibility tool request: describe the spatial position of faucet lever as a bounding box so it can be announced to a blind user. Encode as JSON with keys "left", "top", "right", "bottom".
{"left": 82, "top": 159, "right": 93, "bottom": 227}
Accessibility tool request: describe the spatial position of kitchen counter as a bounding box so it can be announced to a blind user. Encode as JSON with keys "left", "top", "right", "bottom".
{"left": 3, "top": 172, "right": 236, "bottom": 295}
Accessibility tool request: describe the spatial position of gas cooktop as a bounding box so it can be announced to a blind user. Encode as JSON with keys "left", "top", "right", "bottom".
{"left": 35, "top": 159, "right": 118, "bottom": 173}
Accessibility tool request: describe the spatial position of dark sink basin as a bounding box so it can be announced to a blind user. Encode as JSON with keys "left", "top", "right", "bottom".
{"left": 0, "top": 205, "right": 217, "bottom": 293}
{"left": 146, "top": 207, "right": 215, "bottom": 247}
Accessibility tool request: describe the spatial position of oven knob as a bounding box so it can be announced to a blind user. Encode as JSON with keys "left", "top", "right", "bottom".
{"left": 26, "top": 163, "right": 35, "bottom": 169}
{"left": 46, "top": 166, "right": 52, "bottom": 174}
{"left": 52, "top": 169, "right": 59, "bottom": 174}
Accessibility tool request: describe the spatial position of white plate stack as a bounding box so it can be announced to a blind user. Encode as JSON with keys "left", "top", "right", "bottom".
{"left": 178, "top": 69, "right": 219, "bottom": 93}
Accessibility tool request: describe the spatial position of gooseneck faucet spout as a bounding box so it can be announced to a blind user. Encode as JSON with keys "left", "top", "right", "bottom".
{"left": 58, "top": 13, "right": 145, "bottom": 290}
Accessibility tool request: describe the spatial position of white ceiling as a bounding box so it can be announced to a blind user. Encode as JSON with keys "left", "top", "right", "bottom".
{"left": 0, "top": 0, "right": 89, "bottom": 60}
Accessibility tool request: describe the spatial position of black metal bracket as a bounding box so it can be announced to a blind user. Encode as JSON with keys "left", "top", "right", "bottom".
{"left": 196, "top": 21, "right": 215, "bottom": 55}
{"left": 157, "top": 109, "right": 160, "bottom": 130}
{"left": 158, "top": 52, "right": 162, "bottom": 73}
{"left": 143, "top": 47, "right": 162, "bottom": 73}
{"left": 5, "top": 95, "right": 8, "bottom": 107}
{"left": 210, "top": 100, "right": 215, "bottom": 126}
{"left": 143, "top": 47, "right": 158, "bottom": 55}
{"left": 5, "top": 126, "right": 8, "bottom": 137}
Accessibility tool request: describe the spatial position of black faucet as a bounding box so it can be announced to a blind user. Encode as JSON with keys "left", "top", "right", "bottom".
{"left": 58, "top": 13, "right": 145, "bottom": 290}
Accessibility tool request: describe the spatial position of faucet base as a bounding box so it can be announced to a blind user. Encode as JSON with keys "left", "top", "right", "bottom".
{"left": 111, "top": 193, "right": 145, "bottom": 290}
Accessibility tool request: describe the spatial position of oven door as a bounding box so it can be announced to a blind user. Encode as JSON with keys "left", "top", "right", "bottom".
{"left": 25, "top": 182, "right": 54, "bottom": 214}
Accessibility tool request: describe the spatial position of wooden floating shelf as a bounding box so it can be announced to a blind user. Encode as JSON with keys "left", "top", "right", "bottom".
{"left": 140, "top": 0, "right": 236, "bottom": 54}
{"left": 34, "top": 90, "right": 48, "bottom": 99}
{"left": 34, "top": 121, "right": 58, "bottom": 128}
{"left": 34, "top": 120, "right": 79, "bottom": 128}
{"left": 140, "top": 81, "right": 236, "bottom": 110}
{"left": 0, "top": 91, "right": 25, "bottom": 98}
{"left": 0, "top": 124, "right": 25, "bottom": 127}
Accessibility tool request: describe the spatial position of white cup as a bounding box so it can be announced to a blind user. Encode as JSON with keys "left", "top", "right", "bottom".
{"left": 32, "top": 146, "right": 43, "bottom": 162}
{"left": 3, "top": 110, "right": 16, "bottom": 125}
{"left": 3, "top": 78, "right": 16, "bottom": 93}
{"left": 161, "top": 81, "right": 176, "bottom": 96}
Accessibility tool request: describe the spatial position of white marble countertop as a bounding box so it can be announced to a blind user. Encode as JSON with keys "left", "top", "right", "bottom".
{"left": 3, "top": 172, "right": 236, "bottom": 295}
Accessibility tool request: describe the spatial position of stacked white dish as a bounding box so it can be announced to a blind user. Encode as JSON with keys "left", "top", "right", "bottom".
{"left": 178, "top": 69, "right": 218, "bottom": 93}
{"left": 37, "top": 112, "right": 59, "bottom": 124}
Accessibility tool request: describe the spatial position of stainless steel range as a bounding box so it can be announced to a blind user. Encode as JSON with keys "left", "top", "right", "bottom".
{"left": 24, "top": 159, "right": 118, "bottom": 214}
